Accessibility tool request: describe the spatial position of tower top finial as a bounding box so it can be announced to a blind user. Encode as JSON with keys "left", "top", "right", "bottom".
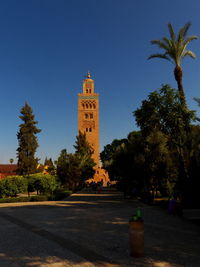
{"left": 87, "top": 71, "right": 91, "bottom": 79}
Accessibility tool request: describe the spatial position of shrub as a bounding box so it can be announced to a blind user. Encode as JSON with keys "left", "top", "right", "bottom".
{"left": 0, "top": 195, "right": 49, "bottom": 203}
{"left": 0, "top": 191, "right": 71, "bottom": 203}
{"left": 0, "top": 197, "right": 30, "bottom": 203}
{"left": 30, "top": 195, "right": 49, "bottom": 201}
{"left": 27, "top": 173, "right": 59, "bottom": 194}
{"left": 0, "top": 176, "right": 27, "bottom": 197}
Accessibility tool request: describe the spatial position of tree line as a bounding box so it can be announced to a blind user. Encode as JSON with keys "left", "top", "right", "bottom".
{"left": 101, "top": 84, "right": 200, "bottom": 207}
{"left": 101, "top": 22, "right": 200, "bottom": 208}
{"left": 15, "top": 102, "right": 95, "bottom": 192}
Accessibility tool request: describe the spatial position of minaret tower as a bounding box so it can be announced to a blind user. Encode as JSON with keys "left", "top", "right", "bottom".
{"left": 78, "top": 72, "right": 100, "bottom": 167}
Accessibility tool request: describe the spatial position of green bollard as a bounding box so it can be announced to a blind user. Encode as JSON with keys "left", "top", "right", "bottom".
{"left": 129, "top": 208, "right": 144, "bottom": 257}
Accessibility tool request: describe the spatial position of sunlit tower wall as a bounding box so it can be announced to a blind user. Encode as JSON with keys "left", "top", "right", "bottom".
{"left": 78, "top": 72, "right": 100, "bottom": 167}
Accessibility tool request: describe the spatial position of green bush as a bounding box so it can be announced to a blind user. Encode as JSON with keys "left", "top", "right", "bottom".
{"left": 30, "top": 195, "right": 49, "bottom": 201}
{"left": 0, "top": 191, "right": 71, "bottom": 203}
{"left": 0, "top": 174, "right": 70, "bottom": 202}
{"left": 0, "top": 195, "right": 51, "bottom": 203}
{"left": 0, "top": 197, "right": 30, "bottom": 203}
{"left": 28, "top": 173, "right": 59, "bottom": 194}
{"left": 0, "top": 176, "right": 27, "bottom": 197}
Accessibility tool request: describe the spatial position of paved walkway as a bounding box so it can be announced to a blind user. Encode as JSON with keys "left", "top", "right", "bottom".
{"left": 0, "top": 189, "right": 199, "bottom": 266}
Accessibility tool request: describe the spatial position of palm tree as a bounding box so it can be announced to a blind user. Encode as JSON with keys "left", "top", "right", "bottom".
{"left": 148, "top": 22, "right": 198, "bottom": 107}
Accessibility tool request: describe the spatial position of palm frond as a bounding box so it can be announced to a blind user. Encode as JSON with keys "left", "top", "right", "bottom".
{"left": 183, "top": 35, "right": 198, "bottom": 46}
{"left": 148, "top": 53, "right": 171, "bottom": 61}
{"left": 178, "top": 22, "right": 191, "bottom": 41}
{"left": 179, "top": 35, "right": 198, "bottom": 60}
{"left": 183, "top": 22, "right": 192, "bottom": 38}
{"left": 193, "top": 97, "right": 200, "bottom": 106}
{"left": 168, "top": 23, "right": 176, "bottom": 41}
{"left": 182, "top": 50, "right": 196, "bottom": 59}
{"left": 151, "top": 40, "right": 170, "bottom": 51}
{"left": 162, "top": 37, "right": 172, "bottom": 47}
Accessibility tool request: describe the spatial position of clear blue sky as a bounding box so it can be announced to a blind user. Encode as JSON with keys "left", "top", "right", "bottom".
{"left": 1, "top": 0, "right": 200, "bottom": 164}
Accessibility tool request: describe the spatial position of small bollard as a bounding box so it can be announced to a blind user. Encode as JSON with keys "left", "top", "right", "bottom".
{"left": 129, "top": 208, "right": 144, "bottom": 257}
{"left": 168, "top": 198, "right": 177, "bottom": 214}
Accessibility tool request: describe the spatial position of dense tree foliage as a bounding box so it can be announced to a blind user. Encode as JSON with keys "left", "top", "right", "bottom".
{"left": 101, "top": 133, "right": 146, "bottom": 196}
{"left": 44, "top": 157, "right": 56, "bottom": 175}
{"left": 74, "top": 131, "right": 96, "bottom": 183}
{"left": 17, "top": 103, "right": 41, "bottom": 175}
{"left": 101, "top": 85, "right": 200, "bottom": 206}
{"left": 57, "top": 149, "right": 82, "bottom": 190}
{"left": 135, "top": 85, "right": 198, "bottom": 201}
{"left": 57, "top": 132, "right": 95, "bottom": 190}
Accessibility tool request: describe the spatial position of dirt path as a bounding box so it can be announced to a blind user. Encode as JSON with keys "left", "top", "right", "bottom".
{"left": 0, "top": 189, "right": 199, "bottom": 266}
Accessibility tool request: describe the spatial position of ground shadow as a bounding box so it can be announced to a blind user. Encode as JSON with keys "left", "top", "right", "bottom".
{"left": 0, "top": 191, "right": 199, "bottom": 266}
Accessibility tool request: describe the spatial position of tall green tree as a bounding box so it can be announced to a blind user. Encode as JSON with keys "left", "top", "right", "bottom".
{"left": 17, "top": 103, "right": 41, "bottom": 175}
{"left": 44, "top": 157, "right": 56, "bottom": 175}
{"left": 56, "top": 132, "right": 96, "bottom": 191}
{"left": 56, "top": 149, "right": 81, "bottom": 190}
{"left": 185, "top": 125, "right": 200, "bottom": 207}
{"left": 148, "top": 22, "right": 197, "bottom": 107}
{"left": 74, "top": 131, "right": 96, "bottom": 183}
{"left": 134, "top": 85, "right": 196, "bottom": 140}
{"left": 134, "top": 85, "right": 197, "bottom": 201}
{"left": 56, "top": 149, "right": 69, "bottom": 185}
{"left": 101, "top": 131, "right": 172, "bottom": 199}
{"left": 143, "top": 130, "right": 174, "bottom": 199}
{"left": 100, "top": 138, "right": 128, "bottom": 182}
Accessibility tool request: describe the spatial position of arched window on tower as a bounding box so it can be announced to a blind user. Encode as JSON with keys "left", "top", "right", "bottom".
{"left": 86, "top": 89, "right": 88, "bottom": 93}
{"left": 89, "top": 103, "right": 92, "bottom": 109}
{"left": 89, "top": 89, "right": 91, "bottom": 93}
{"left": 90, "top": 113, "right": 93, "bottom": 119}
{"left": 86, "top": 128, "right": 88, "bottom": 132}
{"left": 85, "top": 113, "right": 88, "bottom": 119}
{"left": 89, "top": 128, "right": 92, "bottom": 132}
{"left": 82, "top": 104, "right": 85, "bottom": 109}
{"left": 93, "top": 104, "right": 96, "bottom": 109}
{"left": 86, "top": 104, "right": 88, "bottom": 109}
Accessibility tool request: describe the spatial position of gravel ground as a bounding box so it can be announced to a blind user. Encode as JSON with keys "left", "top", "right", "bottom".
{"left": 0, "top": 190, "right": 199, "bottom": 267}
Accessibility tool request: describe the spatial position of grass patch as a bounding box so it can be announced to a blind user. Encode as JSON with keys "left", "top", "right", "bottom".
{"left": 0, "top": 190, "right": 72, "bottom": 203}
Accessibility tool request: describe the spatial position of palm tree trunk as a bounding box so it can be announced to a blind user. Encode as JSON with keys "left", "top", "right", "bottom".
{"left": 174, "top": 65, "right": 190, "bottom": 205}
{"left": 174, "top": 65, "right": 187, "bottom": 107}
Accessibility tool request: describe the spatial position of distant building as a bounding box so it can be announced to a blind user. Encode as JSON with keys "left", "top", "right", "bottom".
{"left": 78, "top": 72, "right": 109, "bottom": 186}
{"left": 0, "top": 164, "right": 17, "bottom": 179}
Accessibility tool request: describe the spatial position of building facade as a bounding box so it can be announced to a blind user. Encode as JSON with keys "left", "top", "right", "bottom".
{"left": 78, "top": 72, "right": 100, "bottom": 167}
{"left": 0, "top": 164, "right": 17, "bottom": 179}
{"left": 78, "top": 72, "right": 109, "bottom": 185}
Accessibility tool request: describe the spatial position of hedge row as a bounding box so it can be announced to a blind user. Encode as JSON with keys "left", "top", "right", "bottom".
{"left": 0, "top": 174, "right": 59, "bottom": 198}
{"left": 0, "top": 176, "right": 27, "bottom": 197}
{"left": 0, "top": 190, "right": 72, "bottom": 203}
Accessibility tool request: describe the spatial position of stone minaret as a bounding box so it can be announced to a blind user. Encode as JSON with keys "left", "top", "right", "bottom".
{"left": 78, "top": 72, "right": 100, "bottom": 167}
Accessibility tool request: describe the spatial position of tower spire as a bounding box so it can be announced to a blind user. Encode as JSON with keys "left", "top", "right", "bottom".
{"left": 87, "top": 71, "right": 91, "bottom": 79}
